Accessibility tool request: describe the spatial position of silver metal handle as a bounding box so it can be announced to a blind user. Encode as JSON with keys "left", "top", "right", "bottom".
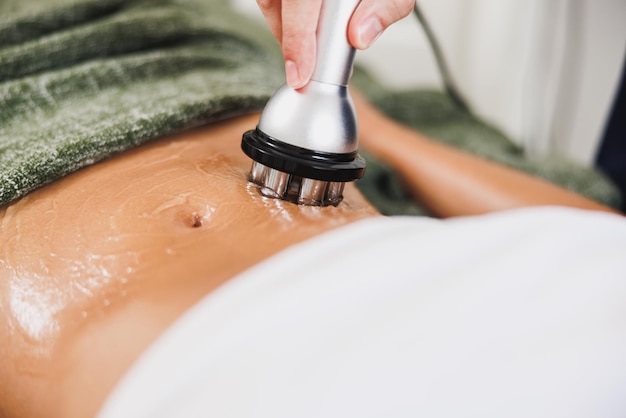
{"left": 312, "top": 0, "right": 361, "bottom": 86}
{"left": 257, "top": 0, "right": 362, "bottom": 154}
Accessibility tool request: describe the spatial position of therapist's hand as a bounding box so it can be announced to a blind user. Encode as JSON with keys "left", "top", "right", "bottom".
{"left": 257, "top": 0, "right": 415, "bottom": 89}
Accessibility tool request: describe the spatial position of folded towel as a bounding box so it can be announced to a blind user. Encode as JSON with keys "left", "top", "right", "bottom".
{"left": 0, "top": 0, "right": 283, "bottom": 207}
{"left": 0, "top": 0, "right": 620, "bottom": 215}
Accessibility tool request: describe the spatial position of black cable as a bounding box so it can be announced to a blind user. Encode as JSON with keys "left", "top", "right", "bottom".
{"left": 413, "top": 2, "right": 471, "bottom": 113}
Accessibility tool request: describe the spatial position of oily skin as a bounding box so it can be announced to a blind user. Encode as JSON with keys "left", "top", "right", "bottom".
{"left": 0, "top": 113, "right": 379, "bottom": 418}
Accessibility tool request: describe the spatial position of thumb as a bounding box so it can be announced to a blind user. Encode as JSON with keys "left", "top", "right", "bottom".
{"left": 348, "top": 0, "right": 415, "bottom": 49}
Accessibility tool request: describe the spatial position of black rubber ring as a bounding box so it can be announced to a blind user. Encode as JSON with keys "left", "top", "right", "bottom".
{"left": 241, "top": 128, "right": 366, "bottom": 182}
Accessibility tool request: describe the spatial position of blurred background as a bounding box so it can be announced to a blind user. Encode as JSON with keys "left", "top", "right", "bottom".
{"left": 232, "top": 0, "right": 626, "bottom": 169}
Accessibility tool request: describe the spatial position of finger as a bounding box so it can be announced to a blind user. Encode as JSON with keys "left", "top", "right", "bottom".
{"left": 281, "top": 0, "right": 322, "bottom": 88}
{"left": 256, "top": 0, "right": 282, "bottom": 44}
{"left": 348, "top": 0, "right": 415, "bottom": 49}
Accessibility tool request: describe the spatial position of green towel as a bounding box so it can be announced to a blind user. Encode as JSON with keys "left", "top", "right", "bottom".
{"left": 352, "top": 69, "right": 623, "bottom": 215}
{"left": 0, "top": 0, "right": 283, "bottom": 207}
{"left": 0, "top": 0, "right": 620, "bottom": 215}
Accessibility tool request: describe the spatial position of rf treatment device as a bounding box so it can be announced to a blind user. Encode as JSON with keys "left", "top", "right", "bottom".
{"left": 241, "top": 0, "right": 365, "bottom": 206}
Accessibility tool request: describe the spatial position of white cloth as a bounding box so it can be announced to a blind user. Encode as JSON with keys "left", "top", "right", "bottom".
{"left": 98, "top": 207, "right": 626, "bottom": 418}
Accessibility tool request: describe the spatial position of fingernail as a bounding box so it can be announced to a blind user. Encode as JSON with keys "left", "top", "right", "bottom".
{"left": 357, "top": 17, "right": 383, "bottom": 49}
{"left": 285, "top": 60, "right": 302, "bottom": 88}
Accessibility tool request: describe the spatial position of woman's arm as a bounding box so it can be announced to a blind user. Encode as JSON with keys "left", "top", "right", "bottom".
{"left": 354, "top": 92, "right": 620, "bottom": 218}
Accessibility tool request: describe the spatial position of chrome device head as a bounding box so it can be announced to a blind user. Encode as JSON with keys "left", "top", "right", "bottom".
{"left": 241, "top": 0, "right": 365, "bottom": 206}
